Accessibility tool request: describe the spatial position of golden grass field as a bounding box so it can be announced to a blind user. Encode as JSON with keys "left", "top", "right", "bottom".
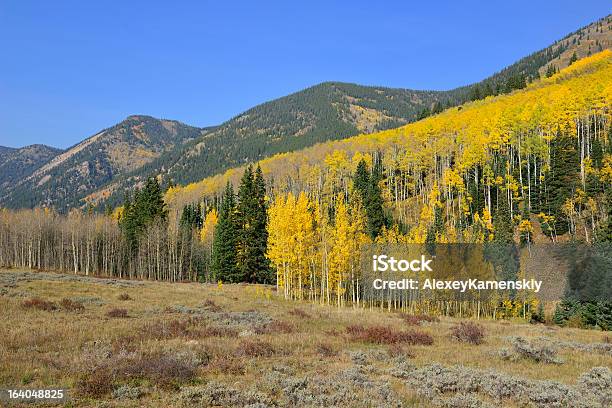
{"left": 0, "top": 269, "right": 610, "bottom": 407}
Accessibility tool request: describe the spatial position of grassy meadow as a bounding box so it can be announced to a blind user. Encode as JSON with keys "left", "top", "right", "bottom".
{"left": 0, "top": 269, "right": 610, "bottom": 407}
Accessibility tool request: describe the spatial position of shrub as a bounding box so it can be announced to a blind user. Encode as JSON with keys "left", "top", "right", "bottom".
{"left": 140, "top": 319, "right": 191, "bottom": 340}
{"left": 198, "top": 325, "right": 239, "bottom": 338}
{"left": 202, "top": 299, "right": 222, "bottom": 312}
{"left": 289, "top": 308, "right": 311, "bottom": 318}
{"left": 387, "top": 343, "right": 415, "bottom": 358}
{"left": 207, "top": 357, "right": 246, "bottom": 375}
{"left": 76, "top": 369, "right": 114, "bottom": 398}
{"left": 254, "top": 320, "right": 294, "bottom": 334}
{"left": 60, "top": 298, "right": 84, "bottom": 312}
{"left": 106, "top": 308, "right": 129, "bottom": 318}
{"left": 237, "top": 339, "right": 275, "bottom": 357}
{"left": 506, "top": 336, "right": 563, "bottom": 364}
{"left": 316, "top": 343, "right": 338, "bottom": 357}
{"left": 22, "top": 297, "right": 57, "bottom": 311}
{"left": 117, "top": 293, "right": 132, "bottom": 301}
{"left": 450, "top": 322, "right": 486, "bottom": 345}
{"left": 402, "top": 313, "right": 440, "bottom": 326}
{"left": 112, "top": 384, "right": 145, "bottom": 400}
{"left": 122, "top": 351, "right": 199, "bottom": 389}
{"left": 346, "top": 325, "right": 433, "bottom": 345}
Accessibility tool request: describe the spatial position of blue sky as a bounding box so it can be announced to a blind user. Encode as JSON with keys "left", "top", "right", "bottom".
{"left": 0, "top": 1, "right": 610, "bottom": 149}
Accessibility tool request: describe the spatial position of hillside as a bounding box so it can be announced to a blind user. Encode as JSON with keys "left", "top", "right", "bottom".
{"left": 82, "top": 14, "right": 612, "bottom": 210}
{"left": 2, "top": 15, "right": 610, "bottom": 211}
{"left": 166, "top": 50, "right": 612, "bottom": 216}
{"left": 0, "top": 145, "right": 17, "bottom": 160}
{"left": 0, "top": 116, "right": 204, "bottom": 210}
{"left": 0, "top": 144, "right": 63, "bottom": 192}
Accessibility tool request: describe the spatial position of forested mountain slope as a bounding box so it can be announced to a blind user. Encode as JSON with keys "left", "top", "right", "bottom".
{"left": 167, "top": 50, "right": 612, "bottom": 245}
{"left": 2, "top": 15, "right": 609, "bottom": 211}
{"left": 90, "top": 15, "right": 612, "bottom": 210}
{"left": 0, "top": 146, "right": 17, "bottom": 161}
{"left": 0, "top": 116, "right": 203, "bottom": 210}
{"left": 0, "top": 144, "right": 63, "bottom": 192}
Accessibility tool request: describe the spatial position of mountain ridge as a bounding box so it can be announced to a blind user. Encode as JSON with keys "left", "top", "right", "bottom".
{"left": 1, "top": 14, "right": 610, "bottom": 211}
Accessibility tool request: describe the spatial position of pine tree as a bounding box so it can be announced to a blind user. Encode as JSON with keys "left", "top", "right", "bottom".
{"left": 235, "top": 165, "right": 271, "bottom": 283}
{"left": 352, "top": 158, "right": 385, "bottom": 239}
{"left": 545, "top": 133, "right": 579, "bottom": 236}
{"left": 569, "top": 52, "right": 578, "bottom": 65}
{"left": 353, "top": 159, "right": 369, "bottom": 196}
{"left": 212, "top": 182, "right": 239, "bottom": 282}
{"left": 253, "top": 165, "right": 272, "bottom": 282}
{"left": 119, "top": 178, "right": 167, "bottom": 255}
{"left": 493, "top": 193, "right": 513, "bottom": 244}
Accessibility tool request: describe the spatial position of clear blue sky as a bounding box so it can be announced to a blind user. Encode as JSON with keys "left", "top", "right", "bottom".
{"left": 0, "top": 1, "right": 609, "bottom": 149}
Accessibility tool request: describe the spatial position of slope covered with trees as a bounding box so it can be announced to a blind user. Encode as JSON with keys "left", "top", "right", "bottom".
{"left": 1, "top": 51, "right": 610, "bottom": 328}
{"left": 0, "top": 116, "right": 204, "bottom": 210}
{"left": 3, "top": 16, "right": 609, "bottom": 213}
{"left": 0, "top": 144, "right": 63, "bottom": 192}
{"left": 162, "top": 51, "right": 611, "bottom": 323}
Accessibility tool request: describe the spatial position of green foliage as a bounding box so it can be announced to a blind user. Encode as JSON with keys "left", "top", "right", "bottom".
{"left": 120, "top": 177, "right": 168, "bottom": 253}
{"left": 569, "top": 52, "right": 578, "bottom": 65}
{"left": 554, "top": 299, "right": 612, "bottom": 330}
{"left": 236, "top": 165, "right": 272, "bottom": 283}
{"left": 352, "top": 158, "right": 386, "bottom": 239}
{"left": 545, "top": 133, "right": 579, "bottom": 235}
{"left": 212, "top": 182, "right": 239, "bottom": 282}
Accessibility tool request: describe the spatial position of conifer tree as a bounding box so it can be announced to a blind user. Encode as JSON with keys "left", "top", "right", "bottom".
{"left": 120, "top": 177, "right": 167, "bottom": 254}
{"left": 569, "top": 52, "right": 578, "bottom": 65}
{"left": 253, "top": 165, "right": 272, "bottom": 282}
{"left": 236, "top": 165, "right": 271, "bottom": 283}
{"left": 546, "top": 133, "right": 579, "bottom": 236}
{"left": 212, "top": 182, "right": 239, "bottom": 282}
{"left": 352, "top": 158, "right": 385, "bottom": 239}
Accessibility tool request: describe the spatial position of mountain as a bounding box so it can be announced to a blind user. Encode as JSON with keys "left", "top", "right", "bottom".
{"left": 165, "top": 50, "right": 612, "bottom": 234}
{"left": 2, "top": 15, "right": 609, "bottom": 211}
{"left": 0, "top": 144, "right": 63, "bottom": 192}
{"left": 102, "top": 15, "right": 612, "bottom": 207}
{"left": 0, "top": 116, "right": 204, "bottom": 210}
{"left": 0, "top": 146, "right": 17, "bottom": 160}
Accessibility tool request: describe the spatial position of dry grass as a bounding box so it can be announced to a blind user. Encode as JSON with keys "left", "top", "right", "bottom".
{"left": 1, "top": 268, "right": 611, "bottom": 407}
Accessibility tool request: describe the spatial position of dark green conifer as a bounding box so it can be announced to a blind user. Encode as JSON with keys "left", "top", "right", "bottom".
{"left": 212, "top": 182, "right": 239, "bottom": 282}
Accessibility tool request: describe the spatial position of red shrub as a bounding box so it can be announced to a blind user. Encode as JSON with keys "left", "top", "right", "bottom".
{"left": 207, "top": 357, "right": 246, "bottom": 375}
{"left": 387, "top": 343, "right": 416, "bottom": 358}
{"left": 106, "top": 308, "right": 129, "bottom": 318}
{"left": 255, "top": 320, "right": 294, "bottom": 334}
{"left": 22, "top": 297, "right": 57, "bottom": 311}
{"left": 76, "top": 369, "right": 113, "bottom": 397}
{"left": 117, "top": 293, "right": 132, "bottom": 301}
{"left": 402, "top": 313, "right": 440, "bottom": 326}
{"left": 346, "top": 325, "right": 433, "bottom": 345}
{"left": 237, "top": 339, "right": 276, "bottom": 357}
{"left": 450, "top": 321, "right": 486, "bottom": 345}
{"left": 316, "top": 343, "right": 338, "bottom": 357}
{"left": 60, "top": 298, "right": 84, "bottom": 312}
{"left": 289, "top": 308, "right": 311, "bottom": 318}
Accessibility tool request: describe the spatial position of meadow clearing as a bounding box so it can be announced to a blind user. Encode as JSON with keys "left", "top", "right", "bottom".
{"left": 0, "top": 268, "right": 610, "bottom": 407}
